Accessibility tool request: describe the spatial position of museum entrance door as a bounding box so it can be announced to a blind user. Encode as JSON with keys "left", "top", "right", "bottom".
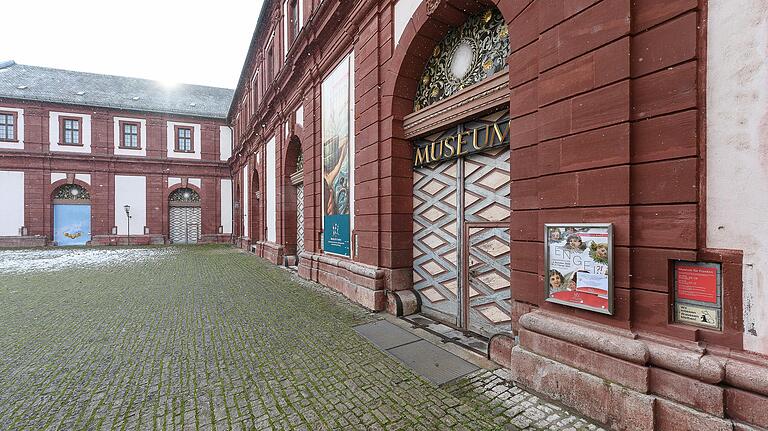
{"left": 413, "top": 144, "right": 511, "bottom": 337}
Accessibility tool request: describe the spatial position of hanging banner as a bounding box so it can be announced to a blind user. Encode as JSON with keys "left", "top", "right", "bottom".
{"left": 544, "top": 223, "right": 614, "bottom": 315}
{"left": 321, "top": 55, "right": 352, "bottom": 256}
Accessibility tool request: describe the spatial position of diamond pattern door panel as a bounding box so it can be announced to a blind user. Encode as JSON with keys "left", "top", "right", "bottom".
{"left": 187, "top": 207, "right": 201, "bottom": 244}
{"left": 413, "top": 144, "right": 511, "bottom": 335}
{"left": 170, "top": 207, "right": 201, "bottom": 244}
{"left": 170, "top": 207, "right": 186, "bottom": 243}
{"left": 413, "top": 160, "right": 460, "bottom": 325}
{"left": 466, "top": 225, "right": 511, "bottom": 337}
{"left": 464, "top": 147, "right": 510, "bottom": 223}
{"left": 296, "top": 185, "right": 304, "bottom": 255}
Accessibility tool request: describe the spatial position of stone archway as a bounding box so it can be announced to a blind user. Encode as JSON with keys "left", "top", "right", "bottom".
{"left": 283, "top": 136, "right": 303, "bottom": 266}
{"left": 168, "top": 187, "right": 202, "bottom": 244}
{"left": 382, "top": 0, "right": 514, "bottom": 337}
{"left": 51, "top": 182, "right": 92, "bottom": 246}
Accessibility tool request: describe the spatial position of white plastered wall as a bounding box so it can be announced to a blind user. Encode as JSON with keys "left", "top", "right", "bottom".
{"left": 113, "top": 117, "right": 147, "bottom": 157}
{"left": 51, "top": 173, "right": 91, "bottom": 185}
{"left": 295, "top": 106, "right": 304, "bottom": 127}
{"left": 707, "top": 0, "right": 768, "bottom": 354}
{"left": 243, "top": 165, "right": 249, "bottom": 238}
{"left": 266, "top": 136, "right": 276, "bottom": 242}
{"left": 220, "top": 178, "right": 233, "bottom": 234}
{"left": 394, "top": 0, "right": 420, "bottom": 45}
{"left": 49, "top": 112, "right": 92, "bottom": 153}
{"left": 0, "top": 171, "right": 24, "bottom": 236}
{"left": 0, "top": 107, "right": 24, "bottom": 150}
{"left": 219, "top": 126, "right": 232, "bottom": 161}
{"left": 114, "top": 175, "right": 147, "bottom": 235}
{"left": 166, "top": 121, "right": 201, "bottom": 160}
{"left": 283, "top": 0, "right": 289, "bottom": 61}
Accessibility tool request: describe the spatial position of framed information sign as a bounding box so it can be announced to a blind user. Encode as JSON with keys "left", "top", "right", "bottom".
{"left": 544, "top": 223, "right": 613, "bottom": 315}
{"left": 673, "top": 261, "right": 722, "bottom": 330}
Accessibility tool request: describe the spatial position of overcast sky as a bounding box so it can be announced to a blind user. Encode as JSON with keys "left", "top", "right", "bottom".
{"left": 0, "top": 0, "right": 263, "bottom": 89}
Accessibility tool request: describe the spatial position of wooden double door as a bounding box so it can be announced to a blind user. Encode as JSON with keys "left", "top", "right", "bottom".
{"left": 413, "top": 147, "right": 512, "bottom": 337}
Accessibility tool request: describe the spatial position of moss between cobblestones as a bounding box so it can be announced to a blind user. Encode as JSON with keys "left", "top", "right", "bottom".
{"left": 0, "top": 245, "right": 602, "bottom": 430}
{"left": 0, "top": 245, "right": 505, "bottom": 430}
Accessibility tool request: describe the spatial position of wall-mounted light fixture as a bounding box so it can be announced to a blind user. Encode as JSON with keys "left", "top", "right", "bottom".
{"left": 144, "top": 226, "right": 150, "bottom": 235}
{"left": 20, "top": 226, "right": 28, "bottom": 236}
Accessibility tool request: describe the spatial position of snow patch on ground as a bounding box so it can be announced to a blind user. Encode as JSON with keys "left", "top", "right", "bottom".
{"left": 0, "top": 247, "right": 178, "bottom": 274}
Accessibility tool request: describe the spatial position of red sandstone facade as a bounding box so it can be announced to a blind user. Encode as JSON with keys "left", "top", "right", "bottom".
{"left": 229, "top": 0, "right": 768, "bottom": 429}
{"left": 0, "top": 97, "right": 232, "bottom": 246}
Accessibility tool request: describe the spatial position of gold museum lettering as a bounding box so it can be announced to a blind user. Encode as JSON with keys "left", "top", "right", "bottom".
{"left": 413, "top": 119, "right": 511, "bottom": 167}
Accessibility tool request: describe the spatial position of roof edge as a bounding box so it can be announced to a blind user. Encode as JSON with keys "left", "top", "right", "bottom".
{"left": 0, "top": 95, "right": 230, "bottom": 121}
{"left": 228, "top": 0, "right": 273, "bottom": 122}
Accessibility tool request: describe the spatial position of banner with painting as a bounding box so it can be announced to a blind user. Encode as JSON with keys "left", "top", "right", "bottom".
{"left": 544, "top": 223, "right": 613, "bottom": 314}
{"left": 321, "top": 54, "right": 353, "bottom": 256}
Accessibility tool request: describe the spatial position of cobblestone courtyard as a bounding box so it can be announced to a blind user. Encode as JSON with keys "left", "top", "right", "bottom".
{"left": 0, "top": 246, "right": 600, "bottom": 430}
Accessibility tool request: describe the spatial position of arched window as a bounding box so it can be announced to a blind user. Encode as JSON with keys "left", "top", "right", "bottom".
{"left": 53, "top": 184, "right": 90, "bottom": 201}
{"left": 414, "top": 9, "right": 509, "bottom": 111}
{"left": 169, "top": 188, "right": 200, "bottom": 204}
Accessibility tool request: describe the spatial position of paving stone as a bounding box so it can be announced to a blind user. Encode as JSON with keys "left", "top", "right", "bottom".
{"left": 0, "top": 245, "right": 602, "bottom": 431}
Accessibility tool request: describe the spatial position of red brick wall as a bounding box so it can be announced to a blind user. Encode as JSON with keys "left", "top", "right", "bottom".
{"left": 0, "top": 98, "right": 232, "bottom": 243}
{"left": 228, "top": 0, "right": 740, "bottom": 348}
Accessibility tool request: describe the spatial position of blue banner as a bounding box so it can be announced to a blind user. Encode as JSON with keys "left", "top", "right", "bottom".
{"left": 323, "top": 214, "right": 350, "bottom": 256}
{"left": 54, "top": 204, "right": 91, "bottom": 246}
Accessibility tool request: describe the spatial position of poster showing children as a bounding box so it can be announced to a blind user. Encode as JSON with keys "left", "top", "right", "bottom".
{"left": 545, "top": 224, "right": 613, "bottom": 315}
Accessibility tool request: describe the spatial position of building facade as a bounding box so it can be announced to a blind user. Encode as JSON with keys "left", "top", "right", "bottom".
{"left": 228, "top": 0, "right": 768, "bottom": 429}
{"left": 0, "top": 62, "right": 235, "bottom": 246}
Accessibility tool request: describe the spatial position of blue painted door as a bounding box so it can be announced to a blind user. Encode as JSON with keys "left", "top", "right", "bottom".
{"left": 54, "top": 204, "right": 91, "bottom": 246}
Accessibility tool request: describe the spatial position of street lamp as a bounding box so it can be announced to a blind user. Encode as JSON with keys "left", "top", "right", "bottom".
{"left": 124, "top": 205, "right": 132, "bottom": 245}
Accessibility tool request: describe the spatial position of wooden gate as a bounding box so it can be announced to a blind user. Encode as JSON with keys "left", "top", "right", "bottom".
{"left": 296, "top": 184, "right": 304, "bottom": 255}
{"left": 169, "top": 206, "right": 201, "bottom": 244}
{"left": 413, "top": 147, "right": 511, "bottom": 336}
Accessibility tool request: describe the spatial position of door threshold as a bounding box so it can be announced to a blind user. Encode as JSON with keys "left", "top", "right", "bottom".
{"left": 400, "top": 313, "right": 489, "bottom": 357}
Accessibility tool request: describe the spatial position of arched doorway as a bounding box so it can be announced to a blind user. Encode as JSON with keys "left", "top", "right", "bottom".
{"left": 169, "top": 188, "right": 201, "bottom": 244}
{"left": 285, "top": 137, "right": 303, "bottom": 265}
{"left": 52, "top": 183, "right": 91, "bottom": 246}
{"left": 394, "top": 5, "right": 512, "bottom": 337}
{"left": 250, "top": 169, "right": 261, "bottom": 243}
{"left": 292, "top": 151, "right": 304, "bottom": 259}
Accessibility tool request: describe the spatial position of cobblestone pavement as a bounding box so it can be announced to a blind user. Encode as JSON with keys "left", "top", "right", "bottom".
{"left": 0, "top": 245, "right": 602, "bottom": 430}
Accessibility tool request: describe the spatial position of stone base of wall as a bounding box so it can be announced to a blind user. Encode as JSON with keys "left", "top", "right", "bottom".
{"left": 200, "top": 234, "right": 232, "bottom": 244}
{"left": 505, "top": 310, "right": 768, "bottom": 431}
{"left": 0, "top": 235, "right": 48, "bottom": 248}
{"left": 235, "top": 237, "right": 251, "bottom": 250}
{"left": 90, "top": 235, "right": 165, "bottom": 246}
{"left": 298, "top": 251, "right": 386, "bottom": 311}
{"left": 252, "top": 241, "right": 284, "bottom": 265}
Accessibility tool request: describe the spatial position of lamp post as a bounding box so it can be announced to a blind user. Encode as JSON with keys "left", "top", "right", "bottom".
{"left": 123, "top": 205, "right": 132, "bottom": 245}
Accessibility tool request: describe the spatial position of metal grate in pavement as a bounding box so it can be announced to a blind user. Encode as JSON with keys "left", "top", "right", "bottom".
{"left": 353, "top": 319, "right": 421, "bottom": 349}
{"left": 354, "top": 320, "right": 478, "bottom": 385}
